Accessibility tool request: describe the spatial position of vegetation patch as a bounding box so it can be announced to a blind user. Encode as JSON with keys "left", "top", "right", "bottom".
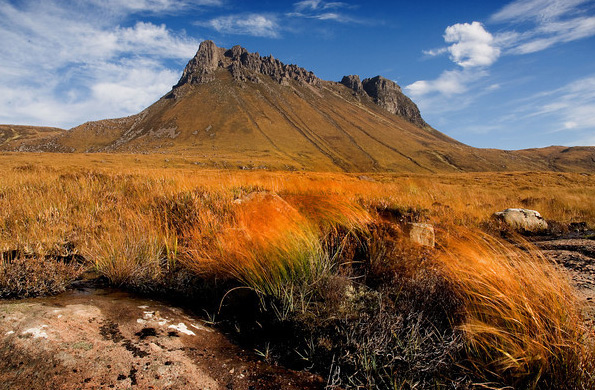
{"left": 0, "top": 256, "right": 83, "bottom": 298}
{"left": 0, "top": 160, "right": 594, "bottom": 388}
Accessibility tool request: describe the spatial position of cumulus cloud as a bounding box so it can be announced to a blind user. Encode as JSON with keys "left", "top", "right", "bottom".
{"left": 0, "top": 0, "right": 203, "bottom": 128}
{"left": 407, "top": 70, "right": 476, "bottom": 97}
{"left": 423, "top": 22, "right": 500, "bottom": 67}
{"left": 207, "top": 14, "right": 280, "bottom": 38}
{"left": 443, "top": 22, "right": 501, "bottom": 68}
{"left": 407, "top": 22, "right": 498, "bottom": 102}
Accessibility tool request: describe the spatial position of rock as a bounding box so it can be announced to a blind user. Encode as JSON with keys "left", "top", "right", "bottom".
{"left": 340, "top": 74, "right": 427, "bottom": 127}
{"left": 175, "top": 40, "right": 225, "bottom": 86}
{"left": 174, "top": 40, "right": 321, "bottom": 88}
{"left": 405, "top": 223, "right": 435, "bottom": 247}
{"left": 493, "top": 208, "right": 548, "bottom": 232}
{"left": 340, "top": 75, "right": 364, "bottom": 94}
{"left": 361, "top": 76, "right": 427, "bottom": 127}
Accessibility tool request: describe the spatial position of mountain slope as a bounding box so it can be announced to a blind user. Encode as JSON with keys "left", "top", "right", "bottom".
{"left": 0, "top": 125, "right": 65, "bottom": 152}
{"left": 6, "top": 41, "right": 595, "bottom": 172}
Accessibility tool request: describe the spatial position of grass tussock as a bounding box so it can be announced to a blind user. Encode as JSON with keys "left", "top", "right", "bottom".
{"left": 438, "top": 231, "right": 595, "bottom": 389}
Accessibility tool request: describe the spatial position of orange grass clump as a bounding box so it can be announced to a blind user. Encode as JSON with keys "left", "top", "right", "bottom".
{"left": 438, "top": 231, "right": 595, "bottom": 388}
{"left": 183, "top": 193, "right": 326, "bottom": 297}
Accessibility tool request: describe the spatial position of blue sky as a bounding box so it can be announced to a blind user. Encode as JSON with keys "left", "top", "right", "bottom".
{"left": 0, "top": 0, "right": 594, "bottom": 149}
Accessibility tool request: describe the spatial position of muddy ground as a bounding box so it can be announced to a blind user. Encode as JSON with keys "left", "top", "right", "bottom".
{"left": 533, "top": 236, "right": 595, "bottom": 324}
{"left": 0, "top": 286, "right": 324, "bottom": 390}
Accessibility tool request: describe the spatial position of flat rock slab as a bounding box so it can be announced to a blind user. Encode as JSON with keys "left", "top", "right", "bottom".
{"left": 0, "top": 288, "right": 324, "bottom": 390}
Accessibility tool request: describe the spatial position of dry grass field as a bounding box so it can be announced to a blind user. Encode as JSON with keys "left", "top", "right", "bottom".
{"left": 1, "top": 152, "right": 594, "bottom": 389}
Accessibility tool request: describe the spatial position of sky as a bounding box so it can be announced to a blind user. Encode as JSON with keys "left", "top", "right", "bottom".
{"left": 0, "top": 0, "right": 594, "bottom": 150}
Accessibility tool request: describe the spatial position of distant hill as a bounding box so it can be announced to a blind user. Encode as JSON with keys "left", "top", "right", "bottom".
{"left": 0, "top": 125, "right": 65, "bottom": 152}
{"left": 3, "top": 41, "right": 594, "bottom": 172}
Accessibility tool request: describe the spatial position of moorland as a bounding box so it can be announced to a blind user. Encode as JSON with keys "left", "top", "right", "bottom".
{"left": 1, "top": 152, "right": 594, "bottom": 389}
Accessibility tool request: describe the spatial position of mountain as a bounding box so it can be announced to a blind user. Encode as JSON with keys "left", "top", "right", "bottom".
{"left": 3, "top": 41, "right": 594, "bottom": 172}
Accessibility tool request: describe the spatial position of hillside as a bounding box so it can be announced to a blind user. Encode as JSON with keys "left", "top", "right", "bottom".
{"left": 0, "top": 125, "right": 65, "bottom": 152}
{"left": 3, "top": 41, "right": 594, "bottom": 172}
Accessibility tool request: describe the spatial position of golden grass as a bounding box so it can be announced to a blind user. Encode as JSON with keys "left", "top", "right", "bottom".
{"left": 438, "top": 230, "right": 594, "bottom": 388}
{"left": 0, "top": 153, "right": 594, "bottom": 387}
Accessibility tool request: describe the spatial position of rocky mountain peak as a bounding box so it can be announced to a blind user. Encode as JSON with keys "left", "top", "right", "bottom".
{"left": 174, "top": 40, "right": 320, "bottom": 89}
{"left": 173, "top": 41, "right": 426, "bottom": 127}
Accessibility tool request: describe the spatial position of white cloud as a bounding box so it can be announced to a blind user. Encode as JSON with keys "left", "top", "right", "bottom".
{"left": 418, "top": 22, "right": 500, "bottom": 67}
{"left": 295, "top": 0, "right": 322, "bottom": 11}
{"left": 406, "top": 69, "right": 482, "bottom": 97}
{"left": 491, "top": 0, "right": 590, "bottom": 23}
{"left": 444, "top": 22, "right": 500, "bottom": 68}
{"left": 0, "top": 0, "right": 203, "bottom": 128}
{"left": 289, "top": 0, "right": 358, "bottom": 23}
{"left": 0, "top": 63, "right": 180, "bottom": 127}
{"left": 491, "top": 0, "right": 595, "bottom": 54}
{"left": 207, "top": 14, "right": 280, "bottom": 38}
{"left": 294, "top": 1, "right": 349, "bottom": 12}
{"left": 407, "top": 22, "right": 497, "bottom": 100}
{"left": 510, "top": 15, "right": 595, "bottom": 53}
{"left": 88, "top": 0, "right": 222, "bottom": 14}
{"left": 508, "top": 76, "right": 595, "bottom": 134}
{"left": 410, "top": 0, "right": 594, "bottom": 104}
{"left": 423, "top": 47, "right": 448, "bottom": 57}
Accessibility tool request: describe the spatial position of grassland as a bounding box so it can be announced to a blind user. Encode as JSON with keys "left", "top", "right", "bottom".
{"left": 1, "top": 152, "right": 594, "bottom": 389}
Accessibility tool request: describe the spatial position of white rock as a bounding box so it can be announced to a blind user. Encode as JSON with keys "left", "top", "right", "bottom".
{"left": 494, "top": 208, "right": 548, "bottom": 232}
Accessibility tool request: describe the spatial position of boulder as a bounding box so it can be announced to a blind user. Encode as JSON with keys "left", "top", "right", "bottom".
{"left": 493, "top": 208, "right": 548, "bottom": 232}
{"left": 405, "top": 222, "right": 435, "bottom": 247}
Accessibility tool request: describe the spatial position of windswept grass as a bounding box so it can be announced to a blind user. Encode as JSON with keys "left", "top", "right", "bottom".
{"left": 0, "top": 154, "right": 594, "bottom": 388}
{"left": 438, "top": 231, "right": 595, "bottom": 389}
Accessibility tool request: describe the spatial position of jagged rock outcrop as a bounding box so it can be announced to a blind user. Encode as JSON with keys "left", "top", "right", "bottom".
{"left": 340, "top": 75, "right": 364, "bottom": 94}
{"left": 340, "top": 75, "right": 427, "bottom": 127}
{"left": 175, "top": 40, "right": 224, "bottom": 85}
{"left": 361, "top": 76, "right": 427, "bottom": 128}
{"left": 174, "top": 40, "right": 320, "bottom": 89}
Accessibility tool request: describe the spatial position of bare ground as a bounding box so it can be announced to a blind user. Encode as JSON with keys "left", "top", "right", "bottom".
{"left": 534, "top": 237, "right": 595, "bottom": 325}
{"left": 0, "top": 286, "right": 324, "bottom": 390}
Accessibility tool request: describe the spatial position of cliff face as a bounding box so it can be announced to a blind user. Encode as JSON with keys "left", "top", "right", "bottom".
{"left": 174, "top": 41, "right": 426, "bottom": 127}
{"left": 341, "top": 75, "right": 427, "bottom": 128}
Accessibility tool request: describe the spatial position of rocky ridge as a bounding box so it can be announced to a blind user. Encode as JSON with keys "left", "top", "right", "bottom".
{"left": 173, "top": 40, "right": 426, "bottom": 127}
{"left": 340, "top": 75, "right": 427, "bottom": 128}
{"left": 174, "top": 40, "right": 320, "bottom": 89}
